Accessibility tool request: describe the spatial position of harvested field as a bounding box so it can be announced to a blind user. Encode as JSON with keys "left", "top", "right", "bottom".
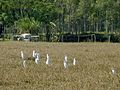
{"left": 0, "top": 41, "right": 120, "bottom": 90}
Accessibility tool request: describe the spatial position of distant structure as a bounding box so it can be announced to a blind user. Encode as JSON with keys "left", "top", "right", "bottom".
{"left": 13, "top": 33, "right": 39, "bottom": 42}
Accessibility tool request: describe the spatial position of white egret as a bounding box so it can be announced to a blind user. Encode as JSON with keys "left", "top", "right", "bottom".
{"left": 33, "top": 50, "right": 37, "bottom": 59}
{"left": 21, "top": 51, "right": 24, "bottom": 60}
{"left": 20, "top": 51, "right": 26, "bottom": 67}
{"left": 46, "top": 54, "right": 50, "bottom": 65}
{"left": 64, "top": 55, "right": 68, "bottom": 68}
{"left": 34, "top": 53, "right": 38, "bottom": 59}
{"left": 33, "top": 50, "right": 35, "bottom": 58}
{"left": 64, "top": 60, "right": 67, "bottom": 69}
{"left": 73, "top": 58, "right": 76, "bottom": 65}
{"left": 64, "top": 55, "right": 67, "bottom": 62}
{"left": 23, "top": 60, "right": 26, "bottom": 67}
{"left": 35, "top": 53, "right": 40, "bottom": 64}
{"left": 111, "top": 68, "right": 116, "bottom": 75}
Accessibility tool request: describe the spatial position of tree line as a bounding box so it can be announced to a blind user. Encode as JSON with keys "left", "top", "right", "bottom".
{"left": 0, "top": 0, "right": 120, "bottom": 42}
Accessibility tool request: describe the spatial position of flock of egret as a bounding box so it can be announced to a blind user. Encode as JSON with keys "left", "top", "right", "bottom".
{"left": 20, "top": 50, "right": 116, "bottom": 75}
{"left": 20, "top": 50, "right": 76, "bottom": 69}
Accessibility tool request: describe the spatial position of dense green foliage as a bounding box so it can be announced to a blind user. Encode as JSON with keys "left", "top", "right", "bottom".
{"left": 0, "top": 0, "right": 120, "bottom": 41}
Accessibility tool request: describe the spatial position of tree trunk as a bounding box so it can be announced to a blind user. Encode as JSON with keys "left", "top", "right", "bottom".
{"left": 45, "top": 24, "right": 50, "bottom": 42}
{"left": 105, "top": 10, "right": 108, "bottom": 33}
{"left": 83, "top": 16, "right": 86, "bottom": 32}
{"left": 96, "top": 22, "right": 99, "bottom": 32}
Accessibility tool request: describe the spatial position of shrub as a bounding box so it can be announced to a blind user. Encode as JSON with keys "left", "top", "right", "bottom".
{"left": 95, "top": 34, "right": 109, "bottom": 42}
{"left": 110, "top": 34, "right": 120, "bottom": 42}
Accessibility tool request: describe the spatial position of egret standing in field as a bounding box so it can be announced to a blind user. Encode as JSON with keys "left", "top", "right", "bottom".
{"left": 46, "top": 54, "right": 50, "bottom": 65}
{"left": 33, "top": 50, "right": 37, "bottom": 59}
{"left": 64, "top": 55, "right": 68, "bottom": 69}
{"left": 21, "top": 51, "right": 24, "bottom": 60}
{"left": 111, "top": 68, "right": 116, "bottom": 75}
{"left": 33, "top": 50, "right": 35, "bottom": 58}
{"left": 64, "top": 55, "right": 67, "bottom": 62}
{"left": 73, "top": 58, "right": 76, "bottom": 65}
{"left": 20, "top": 51, "right": 26, "bottom": 68}
{"left": 23, "top": 60, "right": 26, "bottom": 67}
{"left": 35, "top": 53, "right": 40, "bottom": 64}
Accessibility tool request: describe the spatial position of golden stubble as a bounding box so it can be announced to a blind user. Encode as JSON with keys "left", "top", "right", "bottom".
{"left": 0, "top": 41, "right": 120, "bottom": 90}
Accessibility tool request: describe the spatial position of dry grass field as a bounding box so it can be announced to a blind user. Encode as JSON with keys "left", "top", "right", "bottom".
{"left": 0, "top": 41, "right": 120, "bottom": 90}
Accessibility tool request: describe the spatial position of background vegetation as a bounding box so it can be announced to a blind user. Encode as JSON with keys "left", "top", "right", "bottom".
{"left": 0, "top": 0, "right": 120, "bottom": 42}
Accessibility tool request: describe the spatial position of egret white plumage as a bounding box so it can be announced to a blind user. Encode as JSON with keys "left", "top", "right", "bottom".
{"left": 21, "top": 51, "right": 24, "bottom": 60}
{"left": 20, "top": 51, "right": 26, "bottom": 67}
{"left": 111, "top": 68, "right": 116, "bottom": 75}
{"left": 73, "top": 58, "right": 76, "bottom": 65}
{"left": 46, "top": 54, "right": 50, "bottom": 65}
{"left": 64, "top": 60, "right": 67, "bottom": 69}
{"left": 33, "top": 50, "right": 37, "bottom": 59}
{"left": 23, "top": 60, "right": 26, "bottom": 67}
{"left": 64, "top": 55, "right": 68, "bottom": 68}
{"left": 33, "top": 50, "right": 35, "bottom": 58}
{"left": 35, "top": 53, "right": 40, "bottom": 64}
{"left": 64, "top": 55, "right": 67, "bottom": 62}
